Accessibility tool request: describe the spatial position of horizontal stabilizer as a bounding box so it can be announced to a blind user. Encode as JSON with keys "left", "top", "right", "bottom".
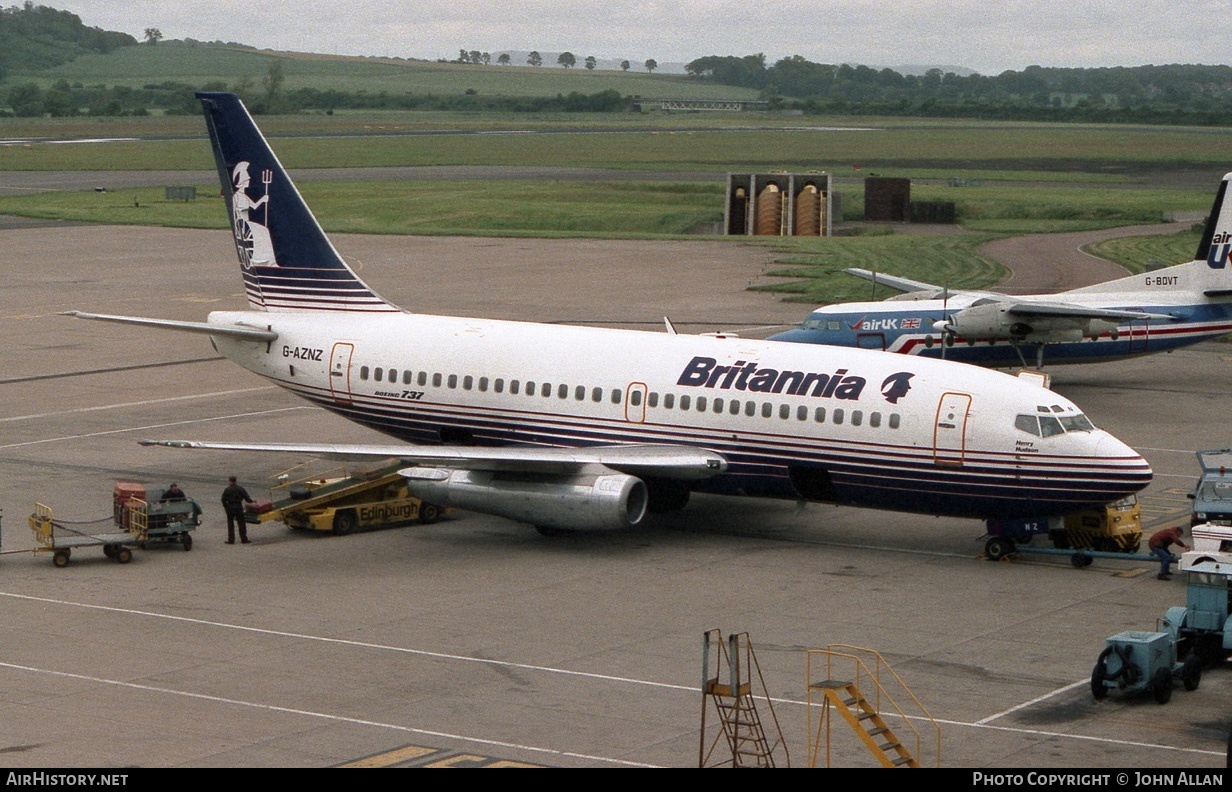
{"left": 62, "top": 311, "right": 278, "bottom": 341}
{"left": 139, "top": 440, "right": 728, "bottom": 480}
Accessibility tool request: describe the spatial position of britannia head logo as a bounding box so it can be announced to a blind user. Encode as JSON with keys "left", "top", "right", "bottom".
{"left": 880, "top": 372, "right": 914, "bottom": 404}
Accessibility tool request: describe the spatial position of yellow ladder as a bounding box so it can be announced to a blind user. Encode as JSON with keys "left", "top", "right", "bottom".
{"left": 813, "top": 680, "right": 918, "bottom": 767}
{"left": 698, "top": 630, "right": 788, "bottom": 767}
{"left": 808, "top": 645, "right": 940, "bottom": 768}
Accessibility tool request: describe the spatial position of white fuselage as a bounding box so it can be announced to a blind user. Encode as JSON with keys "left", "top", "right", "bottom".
{"left": 209, "top": 309, "right": 1151, "bottom": 519}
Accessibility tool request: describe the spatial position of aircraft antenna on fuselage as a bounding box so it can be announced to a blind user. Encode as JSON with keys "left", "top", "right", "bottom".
{"left": 195, "top": 92, "right": 400, "bottom": 314}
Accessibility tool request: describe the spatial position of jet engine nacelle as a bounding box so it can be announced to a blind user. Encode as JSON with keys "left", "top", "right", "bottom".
{"left": 401, "top": 467, "right": 648, "bottom": 532}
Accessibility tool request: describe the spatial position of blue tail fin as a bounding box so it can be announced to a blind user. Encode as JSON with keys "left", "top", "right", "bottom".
{"left": 196, "top": 92, "right": 398, "bottom": 313}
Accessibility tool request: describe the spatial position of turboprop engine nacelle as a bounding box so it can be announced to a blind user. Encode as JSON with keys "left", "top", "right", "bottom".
{"left": 938, "top": 302, "right": 1116, "bottom": 343}
{"left": 937, "top": 301, "right": 1018, "bottom": 339}
{"left": 401, "top": 466, "right": 649, "bottom": 532}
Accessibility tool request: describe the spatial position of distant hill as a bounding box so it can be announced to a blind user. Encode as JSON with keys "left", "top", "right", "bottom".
{"left": 0, "top": 3, "right": 135, "bottom": 79}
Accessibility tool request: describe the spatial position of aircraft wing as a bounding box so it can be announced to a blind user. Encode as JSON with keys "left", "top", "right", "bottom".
{"left": 1003, "top": 302, "right": 1175, "bottom": 322}
{"left": 843, "top": 268, "right": 945, "bottom": 294}
{"left": 138, "top": 440, "right": 727, "bottom": 481}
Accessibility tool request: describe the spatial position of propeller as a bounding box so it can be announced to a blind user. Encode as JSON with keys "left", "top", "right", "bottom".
{"left": 932, "top": 284, "right": 954, "bottom": 358}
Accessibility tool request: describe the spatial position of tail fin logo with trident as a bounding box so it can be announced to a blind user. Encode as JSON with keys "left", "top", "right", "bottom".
{"left": 230, "top": 161, "right": 278, "bottom": 268}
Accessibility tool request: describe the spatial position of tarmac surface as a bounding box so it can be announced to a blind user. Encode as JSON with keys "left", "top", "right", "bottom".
{"left": 1, "top": 223, "right": 1229, "bottom": 769}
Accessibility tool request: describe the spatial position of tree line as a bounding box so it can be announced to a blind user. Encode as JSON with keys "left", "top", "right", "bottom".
{"left": 457, "top": 50, "right": 658, "bottom": 72}
{"left": 3, "top": 78, "right": 630, "bottom": 117}
{"left": 685, "top": 54, "right": 1232, "bottom": 125}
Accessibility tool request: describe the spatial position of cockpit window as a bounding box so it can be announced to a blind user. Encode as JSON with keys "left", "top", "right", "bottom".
{"left": 1017, "top": 412, "right": 1095, "bottom": 437}
{"left": 803, "top": 317, "right": 823, "bottom": 330}
{"left": 1060, "top": 414, "right": 1095, "bottom": 432}
{"left": 1039, "top": 416, "right": 1064, "bottom": 437}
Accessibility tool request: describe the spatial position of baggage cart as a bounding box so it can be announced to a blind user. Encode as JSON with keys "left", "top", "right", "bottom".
{"left": 27, "top": 502, "right": 145, "bottom": 567}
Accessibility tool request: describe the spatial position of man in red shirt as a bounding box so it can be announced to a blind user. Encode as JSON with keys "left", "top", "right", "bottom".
{"left": 1148, "top": 526, "right": 1189, "bottom": 580}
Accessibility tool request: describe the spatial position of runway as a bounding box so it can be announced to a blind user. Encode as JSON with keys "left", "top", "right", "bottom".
{"left": 0, "top": 224, "right": 1228, "bottom": 768}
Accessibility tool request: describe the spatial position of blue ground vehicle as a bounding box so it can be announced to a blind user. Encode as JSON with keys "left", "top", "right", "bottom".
{"left": 1092, "top": 524, "right": 1232, "bottom": 703}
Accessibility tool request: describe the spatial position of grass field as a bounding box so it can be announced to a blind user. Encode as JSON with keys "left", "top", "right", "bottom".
{"left": 3, "top": 41, "right": 1225, "bottom": 305}
{"left": 1084, "top": 227, "right": 1204, "bottom": 274}
{"left": 0, "top": 180, "right": 726, "bottom": 236}
{"left": 5, "top": 122, "right": 1231, "bottom": 182}
{"left": 748, "top": 233, "right": 1006, "bottom": 303}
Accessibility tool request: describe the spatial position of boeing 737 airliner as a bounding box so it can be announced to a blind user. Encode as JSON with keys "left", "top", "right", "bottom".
{"left": 65, "top": 93, "right": 1152, "bottom": 533}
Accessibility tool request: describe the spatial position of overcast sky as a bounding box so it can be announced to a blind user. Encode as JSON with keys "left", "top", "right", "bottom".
{"left": 45, "top": 0, "right": 1230, "bottom": 75}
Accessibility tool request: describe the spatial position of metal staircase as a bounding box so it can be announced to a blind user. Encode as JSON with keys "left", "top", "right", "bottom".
{"left": 698, "top": 630, "right": 788, "bottom": 767}
{"left": 808, "top": 645, "right": 940, "bottom": 768}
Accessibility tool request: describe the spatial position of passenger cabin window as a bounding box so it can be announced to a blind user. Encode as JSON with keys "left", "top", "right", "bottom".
{"left": 403, "top": 370, "right": 413, "bottom": 385}
{"left": 360, "top": 366, "right": 370, "bottom": 381}
{"left": 433, "top": 373, "right": 442, "bottom": 387}
{"left": 418, "top": 372, "right": 427, "bottom": 386}
{"left": 463, "top": 376, "right": 473, "bottom": 390}
{"left": 375, "top": 367, "right": 384, "bottom": 381}
{"left": 889, "top": 414, "right": 901, "bottom": 429}
{"left": 649, "top": 393, "right": 659, "bottom": 408}
{"left": 388, "top": 369, "right": 397, "bottom": 382}
{"left": 592, "top": 387, "right": 603, "bottom": 403}
{"left": 630, "top": 390, "right": 643, "bottom": 407}
{"left": 575, "top": 385, "right": 585, "bottom": 401}
{"left": 680, "top": 395, "right": 691, "bottom": 410}
{"left": 664, "top": 394, "right": 675, "bottom": 409}
{"left": 448, "top": 374, "right": 458, "bottom": 389}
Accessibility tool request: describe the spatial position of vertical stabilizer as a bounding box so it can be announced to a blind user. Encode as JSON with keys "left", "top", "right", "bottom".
{"left": 1195, "top": 173, "right": 1232, "bottom": 269}
{"left": 197, "top": 92, "right": 399, "bottom": 313}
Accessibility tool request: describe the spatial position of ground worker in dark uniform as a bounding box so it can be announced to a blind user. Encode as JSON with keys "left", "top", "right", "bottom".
{"left": 1148, "top": 525, "right": 1189, "bottom": 580}
{"left": 159, "top": 482, "right": 187, "bottom": 502}
{"left": 221, "top": 476, "right": 255, "bottom": 544}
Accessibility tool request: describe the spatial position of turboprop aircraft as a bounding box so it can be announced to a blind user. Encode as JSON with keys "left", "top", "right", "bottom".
{"left": 64, "top": 93, "right": 1151, "bottom": 533}
{"left": 770, "top": 177, "right": 1232, "bottom": 368}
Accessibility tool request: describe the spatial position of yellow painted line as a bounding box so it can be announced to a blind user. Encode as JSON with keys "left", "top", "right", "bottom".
{"left": 423, "top": 754, "right": 494, "bottom": 768}
{"left": 338, "top": 744, "right": 439, "bottom": 768}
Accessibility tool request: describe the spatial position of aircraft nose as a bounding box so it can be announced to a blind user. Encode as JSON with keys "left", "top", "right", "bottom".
{"left": 1095, "top": 432, "right": 1153, "bottom": 496}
